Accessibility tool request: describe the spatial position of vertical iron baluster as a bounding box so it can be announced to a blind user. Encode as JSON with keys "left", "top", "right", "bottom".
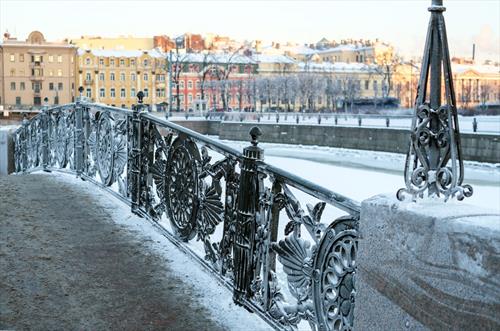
{"left": 233, "top": 126, "right": 263, "bottom": 303}
{"left": 75, "top": 89, "right": 85, "bottom": 177}
{"left": 131, "top": 91, "right": 145, "bottom": 213}
{"left": 41, "top": 97, "right": 49, "bottom": 171}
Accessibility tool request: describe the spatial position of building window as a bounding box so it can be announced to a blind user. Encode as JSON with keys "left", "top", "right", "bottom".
{"left": 120, "top": 59, "right": 125, "bottom": 66}
{"left": 188, "top": 80, "right": 193, "bottom": 89}
{"left": 188, "top": 94, "right": 193, "bottom": 102}
{"left": 100, "top": 88, "right": 105, "bottom": 98}
{"left": 33, "top": 82, "right": 42, "bottom": 91}
{"left": 49, "top": 69, "right": 54, "bottom": 76}
{"left": 143, "top": 88, "right": 149, "bottom": 97}
{"left": 110, "top": 88, "right": 116, "bottom": 98}
{"left": 57, "top": 55, "right": 62, "bottom": 63}
{"left": 131, "top": 59, "right": 136, "bottom": 66}
{"left": 20, "top": 82, "right": 25, "bottom": 90}
{"left": 10, "top": 82, "right": 16, "bottom": 90}
{"left": 195, "top": 81, "right": 200, "bottom": 89}
{"left": 365, "top": 80, "right": 369, "bottom": 90}
{"left": 143, "top": 73, "right": 148, "bottom": 81}
{"left": 373, "top": 80, "right": 378, "bottom": 91}
{"left": 99, "top": 58, "right": 104, "bottom": 65}
{"left": 180, "top": 81, "right": 184, "bottom": 89}
{"left": 54, "top": 96, "right": 59, "bottom": 105}
{"left": 120, "top": 72, "right": 125, "bottom": 81}
{"left": 19, "top": 54, "right": 24, "bottom": 62}
{"left": 16, "top": 97, "right": 21, "bottom": 105}
{"left": 10, "top": 69, "right": 15, "bottom": 76}
{"left": 110, "top": 59, "right": 115, "bottom": 66}
{"left": 86, "top": 88, "right": 92, "bottom": 98}
{"left": 48, "top": 55, "right": 54, "bottom": 63}
{"left": 110, "top": 72, "right": 115, "bottom": 81}
{"left": 143, "top": 59, "right": 149, "bottom": 67}
{"left": 131, "top": 88, "right": 136, "bottom": 97}
{"left": 120, "top": 88, "right": 126, "bottom": 98}
{"left": 131, "top": 73, "right": 136, "bottom": 81}
{"left": 86, "top": 72, "right": 91, "bottom": 81}
{"left": 58, "top": 82, "right": 63, "bottom": 91}
{"left": 99, "top": 73, "right": 105, "bottom": 81}
{"left": 10, "top": 54, "right": 15, "bottom": 62}
{"left": 49, "top": 82, "right": 54, "bottom": 90}
{"left": 85, "top": 57, "right": 91, "bottom": 65}
{"left": 57, "top": 69, "right": 62, "bottom": 76}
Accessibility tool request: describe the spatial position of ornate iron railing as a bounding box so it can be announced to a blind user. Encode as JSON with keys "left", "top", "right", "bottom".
{"left": 14, "top": 93, "right": 360, "bottom": 331}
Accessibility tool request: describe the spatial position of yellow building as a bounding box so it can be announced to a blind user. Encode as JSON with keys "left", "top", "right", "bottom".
{"left": 393, "top": 60, "right": 500, "bottom": 109}
{"left": 0, "top": 31, "right": 77, "bottom": 109}
{"left": 71, "top": 36, "right": 154, "bottom": 51}
{"left": 77, "top": 48, "right": 168, "bottom": 109}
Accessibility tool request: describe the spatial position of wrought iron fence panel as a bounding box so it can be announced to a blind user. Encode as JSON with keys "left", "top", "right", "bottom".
{"left": 13, "top": 99, "right": 361, "bottom": 331}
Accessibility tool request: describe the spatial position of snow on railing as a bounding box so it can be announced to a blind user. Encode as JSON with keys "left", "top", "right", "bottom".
{"left": 14, "top": 94, "right": 360, "bottom": 331}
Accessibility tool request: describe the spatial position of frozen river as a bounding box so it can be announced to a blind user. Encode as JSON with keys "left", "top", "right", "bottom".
{"left": 217, "top": 139, "right": 500, "bottom": 213}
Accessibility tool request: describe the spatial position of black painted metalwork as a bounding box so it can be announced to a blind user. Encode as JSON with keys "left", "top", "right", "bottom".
{"left": 14, "top": 92, "right": 361, "bottom": 330}
{"left": 398, "top": 0, "right": 473, "bottom": 201}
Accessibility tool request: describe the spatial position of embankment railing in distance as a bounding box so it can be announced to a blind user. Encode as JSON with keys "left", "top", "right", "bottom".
{"left": 14, "top": 95, "right": 360, "bottom": 331}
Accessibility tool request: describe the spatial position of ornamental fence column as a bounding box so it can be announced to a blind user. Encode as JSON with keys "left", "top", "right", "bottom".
{"left": 233, "top": 126, "right": 263, "bottom": 303}
{"left": 75, "top": 86, "right": 85, "bottom": 177}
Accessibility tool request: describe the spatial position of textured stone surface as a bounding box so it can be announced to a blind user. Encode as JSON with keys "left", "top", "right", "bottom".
{"left": 354, "top": 194, "right": 500, "bottom": 330}
{"left": 0, "top": 174, "right": 226, "bottom": 330}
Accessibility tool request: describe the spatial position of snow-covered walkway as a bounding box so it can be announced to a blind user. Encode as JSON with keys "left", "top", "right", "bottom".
{"left": 0, "top": 173, "right": 271, "bottom": 331}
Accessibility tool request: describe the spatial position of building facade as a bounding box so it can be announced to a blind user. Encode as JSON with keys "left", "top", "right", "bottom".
{"left": 77, "top": 48, "right": 168, "bottom": 109}
{"left": 71, "top": 36, "right": 154, "bottom": 51}
{"left": 0, "top": 31, "right": 77, "bottom": 109}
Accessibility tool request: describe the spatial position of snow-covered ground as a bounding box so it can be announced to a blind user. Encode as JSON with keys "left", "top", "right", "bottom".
{"left": 46, "top": 172, "right": 273, "bottom": 331}
{"left": 164, "top": 113, "right": 500, "bottom": 134}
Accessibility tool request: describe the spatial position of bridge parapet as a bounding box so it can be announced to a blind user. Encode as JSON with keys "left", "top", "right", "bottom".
{"left": 356, "top": 195, "right": 500, "bottom": 330}
{"left": 13, "top": 98, "right": 361, "bottom": 331}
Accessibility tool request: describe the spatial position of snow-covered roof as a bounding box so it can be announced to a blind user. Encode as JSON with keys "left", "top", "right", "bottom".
{"left": 297, "top": 61, "right": 377, "bottom": 73}
{"left": 252, "top": 54, "right": 295, "bottom": 64}
{"left": 291, "top": 45, "right": 317, "bottom": 55}
{"left": 452, "top": 63, "right": 500, "bottom": 75}
{"left": 171, "top": 52, "right": 256, "bottom": 64}
{"left": 77, "top": 48, "right": 165, "bottom": 58}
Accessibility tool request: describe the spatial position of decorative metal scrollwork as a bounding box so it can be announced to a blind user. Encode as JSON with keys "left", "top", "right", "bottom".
{"left": 95, "top": 112, "right": 127, "bottom": 186}
{"left": 313, "top": 216, "right": 358, "bottom": 331}
{"left": 398, "top": 0, "right": 472, "bottom": 201}
{"left": 165, "top": 134, "right": 201, "bottom": 241}
{"left": 13, "top": 103, "right": 362, "bottom": 331}
{"left": 271, "top": 185, "right": 358, "bottom": 331}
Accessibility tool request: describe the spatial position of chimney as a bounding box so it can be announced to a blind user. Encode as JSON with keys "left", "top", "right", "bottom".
{"left": 472, "top": 43, "right": 476, "bottom": 62}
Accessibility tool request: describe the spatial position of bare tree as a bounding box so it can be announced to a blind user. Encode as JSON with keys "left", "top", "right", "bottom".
{"left": 326, "top": 75, "right": 342, "bottom": 112}
{"left": 171, "top": 51, "right": 190, "bottom": 112}
{"left": 479, "top": 81, "right": 493, "bottom": 110}
{"left": 340, "top": 75, "right": 361, "bottom": 113}
{"left": 214, "top": 48, "right": 245, "bottom": 112}
{"left": 197, "top": 53, "right": 214, "bottom": 108}
{"left": 374, "top": 52, "right": 401, "bottom": 98}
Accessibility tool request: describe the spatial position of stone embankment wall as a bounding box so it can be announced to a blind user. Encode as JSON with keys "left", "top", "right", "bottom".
{"left": 171, "top": 120, "right": 500, "bottom": 163}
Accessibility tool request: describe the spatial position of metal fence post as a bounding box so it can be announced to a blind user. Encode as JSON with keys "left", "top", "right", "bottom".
{"left": 233, "top": 126, "right": 263, "bottom": 304}
{"left": 75, "top": 87, "right": 84, "bottom": 177}
{"left": 22, "top": 114, "right": 29, "bottom": 171}
{"left": 41, "top": 97, "right": 49, "bottom": 171}
{"left": 130, "top": 91, "right": 144, "bottom": 213}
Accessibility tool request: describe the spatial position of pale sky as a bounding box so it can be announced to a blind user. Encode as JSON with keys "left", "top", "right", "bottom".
{"left": 1, "top": 0, "right": 499, "bottom": 62}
